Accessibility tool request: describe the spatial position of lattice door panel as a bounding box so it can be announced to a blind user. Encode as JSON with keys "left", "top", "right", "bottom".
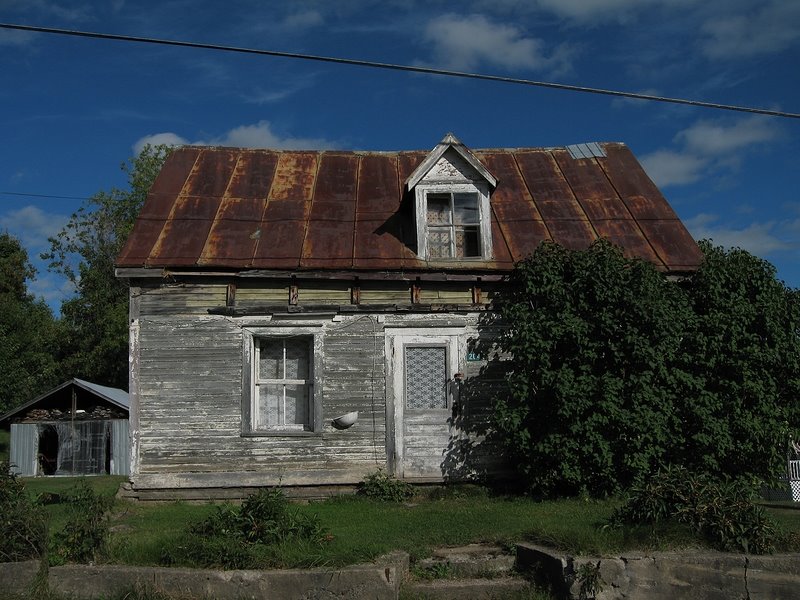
{"left": 405, "top": 346, "right": 447, "bottom": 410}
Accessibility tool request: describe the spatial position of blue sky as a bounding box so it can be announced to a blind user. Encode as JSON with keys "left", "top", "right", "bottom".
{"left": 1, "top": 0, "right": 798, "bottom": 311}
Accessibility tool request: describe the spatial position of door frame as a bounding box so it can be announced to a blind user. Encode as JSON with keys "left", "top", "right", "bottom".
{"left": 385, "top": 328, "right": 463, "bottom": 479}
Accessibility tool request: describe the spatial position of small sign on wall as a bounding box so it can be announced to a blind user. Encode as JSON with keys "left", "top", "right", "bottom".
{"left": 466, "top": 350, "right": 483, "bottom": 362}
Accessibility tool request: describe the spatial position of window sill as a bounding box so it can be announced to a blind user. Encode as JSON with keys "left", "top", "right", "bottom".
{"left": 241, "top": 430, "right": 323, "bottom": 438}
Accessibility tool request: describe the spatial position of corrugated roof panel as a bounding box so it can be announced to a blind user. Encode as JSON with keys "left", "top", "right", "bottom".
{"left": 353, "top": 217, "right": 417, "bottom": 269}
{"left": 636, "top": 220, "right": 704, "bottom": 269}
{"left": 301, "top": 154, "right": 358, "bottom": 268}
{"left": 591, "top": 219, "right": 663, "bottom": 267}
{"left": 226, "top": 151, "right": 279, "bottom": 199}
{"left": 140, "top": 147, "right": 201, "bottom": 210}
{"left": 148, "top": 194, "right": 223, "bottom": 264}
{"left": 116, "top": 148, "right": 202, "bottom": 266}
{"left": 183, "top": 149, "right": 237, "bottom": 198}
{"left": 397, "top": 152, "right": 426, "bottom": 186}
{"left": 357, "top": 154, "right": 401, "bottom": 214}
{"left": 199, "top": 197, "right": 266, "bottom": 266}
{"left": 545, "top": 219, "right": 598, "bottom": 251}
{"left": 566, "top": 142, "right": 606, "bottom": 160}
{"left": 515, "top": 151, "right": 588, "bottom": 221}
{"left": 552, "top": 150, "right": 630, "bottom": 221}
{"left": 116, "top": 219, "right": 169, "bottom": 266}
{"left": 269, "top": 152, "right": 318, "bottom": 201}
{"left": 489, "top": 217, "right": 515, "bottom": 265}
{"left": 251, "top": 198, "right": 309, "bottom": 269}
{"left": 353, "top": 154, "right": 412, "bottom": 269}
{"left": 598, "top": 145, "right": 678, "bottom": 220}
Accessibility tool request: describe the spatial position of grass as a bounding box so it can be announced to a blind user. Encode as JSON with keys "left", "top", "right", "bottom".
{"left": 13, "top": 476, "right": 800, "bottom": 571}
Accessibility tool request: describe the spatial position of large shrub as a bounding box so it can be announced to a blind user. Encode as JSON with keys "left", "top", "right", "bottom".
{"left": 494, "top": 240, "right": 692, "bottom": 497}
{"left": 611, "top": 466, "right": 775, "bottom": 554}
{"left": 0, "top": 463, "right": 47, "bottom": 561}
{"left": 493, "top": 240, "right": 800, "bottom": 497}
{"left": 677, "top": 241, "right": 800, "bottom": 479}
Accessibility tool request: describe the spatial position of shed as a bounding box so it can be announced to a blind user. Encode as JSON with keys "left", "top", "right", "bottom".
{"left": 115, "top": 134, "right": 703, "bottom": 498}
{"left": 0, "top": 378, "right": 130, "bottom": 476}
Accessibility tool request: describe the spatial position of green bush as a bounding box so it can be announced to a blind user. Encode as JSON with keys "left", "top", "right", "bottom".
{"left": 51, "top": 479, "right": 113, "bottom": 563}
{"left": 493, "top": 240, "right": 800, "bottom": 497}
{"left": 167, "top": 488, "right": 329, "bottom": 569}
{"left": 0, "top": 462, "right": 47, "bottom": 561}
{"left": 357, "top": 469, "right": 414, "bottom": 502}
{"left": 611, "top": 466, "right": 775, "bottom": 554}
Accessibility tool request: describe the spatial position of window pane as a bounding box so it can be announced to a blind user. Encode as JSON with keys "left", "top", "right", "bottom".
{"left": 428, "top": 228, "right": 452, "bottom": 258}
{"left": 456, "top": 226, "right": 481, "bottom": 257}
{"left": 284, "top": 385, "right": 309, "bottom": 425}
{"left": 259, "top": 339, "right": 282, "bottom": 379}
{"left": 406, "top": 346, "right": 447, "bottom": 409}
{"left": 453, "top": 193, "right": 479, "bottom": 224}
{"left": 258, "top": 384, "right": 282, "bottom": 427}
{"left": 285, "top": 340, "right": 309, "bottom": 380}
{"left": 426, "top": 194, "right": 451, "bottom": 225}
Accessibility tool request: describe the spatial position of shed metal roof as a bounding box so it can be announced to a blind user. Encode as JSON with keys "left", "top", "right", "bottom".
{"left": 0, "top": 378, "right": 129, "bottom": 424}
{"left": 116, "top": 141, "right": 703, "bottom": 274}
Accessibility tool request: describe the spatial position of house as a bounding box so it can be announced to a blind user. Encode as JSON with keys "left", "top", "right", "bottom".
{"left": 0, "top": 378, "right": 130, "bottom": 476}
{"left": 115, "top": 133, "right": 702, "bottom": 499}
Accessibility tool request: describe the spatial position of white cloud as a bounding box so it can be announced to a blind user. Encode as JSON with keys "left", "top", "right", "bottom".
{"left": 28, "top": 273, "right": 76, "bottom": 309}
{"left": 283, "top": 10, "right": 324, "bottom": 29}
{"left": 22, "top": 0, "right": 93, "bottom": 22}
{"left": 421, "top": 13, "right": 573, "bottom": 73}
{"left": 534, "top": 0, "right": 653, "bottom": 20}
{"left": 641, "top": 150, "right": 709, "bottom": 187}
{"left": 676, "top": 116, "right": 781, "bottom": 155}
{"left": 685, "top": 213, "right": 791, "bottom": 256}
{"left": 640, "top": 116, "right": 782, "bottom": 188}
{"left": 132, "top": 121, "right": 337, "bottom": 155}
{"left": 701, "top": 1, "right": 800, "bottom": 59}
{"left": 0, "top": 28, "right": 36, "bottom": 47}
{"left": 133, "top": 132, "right": 188, "bottom": 154}
{"left": 0, "top": 206, "right": 68, "bottom": 252}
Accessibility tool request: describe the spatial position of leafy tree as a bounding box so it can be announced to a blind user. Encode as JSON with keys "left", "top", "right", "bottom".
{"left": 677, "top": 241, "right": 800, "bottom": 480}
{"left": 0, "top": 232, "right": 60, "bottom": 414}
{"left": 493, "top": 240, "right": 692, "bottom": 497}
{"left": 44, "top": 145, "right": 171, "bottom": 389}
{"left": 493, "top": 239, "right": 800, "bottom": 498}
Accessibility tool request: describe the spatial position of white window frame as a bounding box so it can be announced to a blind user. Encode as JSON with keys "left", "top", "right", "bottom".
{"left": 242, "top": 326, "right": 323, "bottom": 436}
{"left": 414, "top": 182, "right": 492, "bottom": 260}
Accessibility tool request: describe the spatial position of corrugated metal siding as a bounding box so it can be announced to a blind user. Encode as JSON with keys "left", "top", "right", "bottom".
{"left": 9, "top": 423, "right": 37, "bottom": 476}
{"left": 117, "top": 143, "right": 703, "bottom": 274}
{"left": 111, "top": 419, "right": 130, "bottom": 475}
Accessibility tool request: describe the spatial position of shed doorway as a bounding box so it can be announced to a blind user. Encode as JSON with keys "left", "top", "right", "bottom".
{"left": 388, "top": 331, "right": 461, "bottom": 479}
{"left": 38, "top": 425, "right": 59, "bottom": 475}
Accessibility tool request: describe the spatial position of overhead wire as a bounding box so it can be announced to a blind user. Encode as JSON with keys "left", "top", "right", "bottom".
{"left": 1, "top": 22, "right": 798, "bottom": 120}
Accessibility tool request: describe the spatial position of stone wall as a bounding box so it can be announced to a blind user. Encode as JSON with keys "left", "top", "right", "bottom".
{"left": 517, "top": 543, "right": 800, "bottom": 599}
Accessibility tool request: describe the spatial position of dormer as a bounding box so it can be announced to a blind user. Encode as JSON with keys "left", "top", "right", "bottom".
{"left": 405, "top": 133, "right": 497, "bottom": 261}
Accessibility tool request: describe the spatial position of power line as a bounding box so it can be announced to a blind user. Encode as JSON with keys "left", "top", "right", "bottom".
{"left": 1, "top": 191, "right": 91, "bottom": 201}
{"left": 2, "top": 22, "right": 799, "bottom": 120}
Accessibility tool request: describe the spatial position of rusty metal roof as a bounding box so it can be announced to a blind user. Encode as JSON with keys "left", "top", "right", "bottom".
{"left": 116, "top": 141, "right": 703, "bottom": 274}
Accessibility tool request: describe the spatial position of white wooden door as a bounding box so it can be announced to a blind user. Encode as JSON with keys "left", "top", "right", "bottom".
{"left": 390, "top": 332, "right": 460, "bottom": 479}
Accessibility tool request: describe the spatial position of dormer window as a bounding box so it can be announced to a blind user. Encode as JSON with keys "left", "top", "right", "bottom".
{"left": 405, "top": 133, "right": 497, "bottom": 261}
{"left": 426, "top": 190, "right": 481, "bottom": 258}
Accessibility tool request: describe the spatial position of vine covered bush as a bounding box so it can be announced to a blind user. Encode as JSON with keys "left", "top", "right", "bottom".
{"left": 493, "top": 240, "right": 800, "bottom": 497}
{"left": 610, "top": 466, "right": 776, "bottom": 554}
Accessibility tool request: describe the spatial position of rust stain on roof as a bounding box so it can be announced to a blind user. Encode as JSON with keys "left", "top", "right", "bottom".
{"left": 117, "top": 141, "right": 703, "bottom": 275}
